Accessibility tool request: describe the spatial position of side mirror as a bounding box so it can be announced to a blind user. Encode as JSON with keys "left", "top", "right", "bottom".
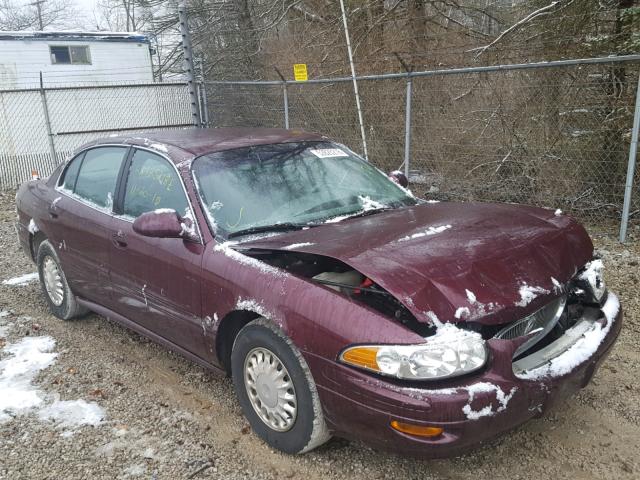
{"left": 133, "top": 209, "right": 184, "bottom": 238}
{"left": 388, "top": 170, "right": 409, "bottom": 188}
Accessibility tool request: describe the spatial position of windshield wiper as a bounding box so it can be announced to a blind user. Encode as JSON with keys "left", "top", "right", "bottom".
{"left": 332, "top": 206, "right": 395, "bottom": 222}
{"left": 228, "top": 223, "right": 309, "bottom": 238}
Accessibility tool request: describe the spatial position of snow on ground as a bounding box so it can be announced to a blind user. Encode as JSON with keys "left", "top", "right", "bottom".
{"left": 2, "top": 272, "right": 39, "bottom": 286}
{"left": 0, "top": 321, "right": 105, "bottom": 433}
{"left": 398, "top": 224, "right": 451, "bottom": 242}
{"left": 516, "top": 283, "right": 550, "bottom": 307}
{"left": 38, "top": 400, "right": 105, "bottom": 429}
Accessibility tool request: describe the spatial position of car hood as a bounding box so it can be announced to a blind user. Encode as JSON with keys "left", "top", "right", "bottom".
{"left": 237, "top": 202, "right": 593, "bottom": 326}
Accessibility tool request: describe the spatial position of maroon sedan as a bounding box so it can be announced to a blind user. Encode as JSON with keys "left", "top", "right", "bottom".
{"left": 15, "top": 128, "right": 621, "bottom": 457}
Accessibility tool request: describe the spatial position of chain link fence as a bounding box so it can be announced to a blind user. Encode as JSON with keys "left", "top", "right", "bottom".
{"left": 205, "top": 56, "right": 640, "bottom": 240}
{"left": 0, "top": 82, "right": 195, "bottom": 189}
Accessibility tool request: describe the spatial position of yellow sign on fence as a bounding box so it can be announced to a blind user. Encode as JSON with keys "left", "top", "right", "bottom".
{"left": 293, "top": 64, "right": 308, "bottom": 82}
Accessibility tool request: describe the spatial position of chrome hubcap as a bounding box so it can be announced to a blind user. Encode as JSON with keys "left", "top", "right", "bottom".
{"left": 43, "top": 256, "right": 64, "bottom": 306}
{"left": 244, "top": 347, "right": 297, "bottom": 432}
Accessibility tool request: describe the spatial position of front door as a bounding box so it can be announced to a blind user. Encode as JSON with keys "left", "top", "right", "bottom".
{"left": 108, "top": 148, "right": 206, "bottom": 358}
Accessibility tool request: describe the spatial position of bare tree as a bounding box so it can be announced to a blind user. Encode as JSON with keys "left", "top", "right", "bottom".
{"left": 0, "top": 0, "right": 76, "bottom": 30}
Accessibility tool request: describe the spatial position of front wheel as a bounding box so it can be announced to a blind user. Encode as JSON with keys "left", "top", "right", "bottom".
{"left": 231, "top": 318, "right": 331, "bottom": 454}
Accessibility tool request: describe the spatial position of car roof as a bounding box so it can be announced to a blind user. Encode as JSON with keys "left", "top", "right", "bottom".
{"left": 90, "top": 127, "right": 327, "bottom": 161}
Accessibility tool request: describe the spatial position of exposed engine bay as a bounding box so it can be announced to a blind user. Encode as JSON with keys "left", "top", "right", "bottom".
{"left": 240, "top": 247, "right": 605, "bottom": 366}
{"left": 238, "top": 248, "right": 435, "bottom": 336}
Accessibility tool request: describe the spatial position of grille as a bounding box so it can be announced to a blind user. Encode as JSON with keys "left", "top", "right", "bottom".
{"left": 494, "top": 295, "right": 567, "bottom": 359}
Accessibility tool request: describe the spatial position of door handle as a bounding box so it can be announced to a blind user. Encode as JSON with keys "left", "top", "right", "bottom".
{"left": 112, "top": 230, "right": 127, "bottom": 248}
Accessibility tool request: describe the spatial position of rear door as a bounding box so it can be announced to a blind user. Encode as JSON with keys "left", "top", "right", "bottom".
{"left": 109, "top": 147, "right": 206, "bottom": 357}
{"left": 49, "top": 146, "right": 128, "bottom": 304}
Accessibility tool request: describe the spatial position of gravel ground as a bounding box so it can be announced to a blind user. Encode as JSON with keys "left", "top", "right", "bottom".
{"left": 1, "top": 188, "right": 639, "bottom": 480}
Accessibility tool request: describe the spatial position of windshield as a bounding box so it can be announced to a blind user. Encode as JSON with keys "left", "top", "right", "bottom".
{"left": 192, "top": 141, "right": 417, "bottom": 236}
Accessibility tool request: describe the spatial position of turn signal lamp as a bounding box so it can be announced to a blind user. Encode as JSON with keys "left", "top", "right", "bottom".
{"left": 390, "top": 420, "right": 443, "bottom": 438}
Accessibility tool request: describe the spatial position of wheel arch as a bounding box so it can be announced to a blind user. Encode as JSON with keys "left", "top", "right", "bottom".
{"left": 29, "top": 230, "right": 48, "bottom": 262}
{"left": 215, "top": 309, "right": 260, "bottom": 375}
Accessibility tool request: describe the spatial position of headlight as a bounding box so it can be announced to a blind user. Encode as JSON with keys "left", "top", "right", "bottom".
{"left": 579, "top": 259, "right": 606, "bottom": 303}
{"left": 339, "top": 325, "right": 487, "bottom": 380}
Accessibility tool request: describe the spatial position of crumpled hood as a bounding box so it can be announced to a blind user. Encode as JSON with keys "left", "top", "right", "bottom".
{"left": 238, "top": 202, "right": 594, "bottom": 325}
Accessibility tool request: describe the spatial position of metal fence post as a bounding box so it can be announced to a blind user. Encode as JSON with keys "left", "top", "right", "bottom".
{"left": 38, "top": 72, "right": 57, "bottom": 168}
{"left": 178, "top": 1, "right": 203, "bottom": 127}
{"left": 274, "top": 68, "right": 289, "bottom": 129}
{"left": 619, "top": 73, "right": 640, "bottom": 243}
{"left": 197, "top": 82, "right": 210, "bottom": 127}
{"left": 201, "top": 82, "right": 210, "bottom": 127}
{"left": 396, "top": 54, "right": 413, "bottom": 178}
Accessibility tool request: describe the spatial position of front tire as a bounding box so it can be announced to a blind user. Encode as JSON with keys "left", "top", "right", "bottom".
{"left": 231, "top": 318, "right": 331, "bottom": 454}
{"left": 37, "top": 240, "right": 86, "bottom": 320}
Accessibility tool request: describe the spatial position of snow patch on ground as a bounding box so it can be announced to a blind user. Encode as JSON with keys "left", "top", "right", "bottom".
{"left": 454, "top": 306, "right": 470, "bottom": 319}
{"left": 38, "top": 399, "right": 105, "bottom": 428}
{"left": 0, "top": 335, "right": 57, "bottom": 422}
{"left": 2, "top": 272, "right": 39, "bottom": 286}
{"left": 518, "top": 293, "right": 619, "bottom": 380}
{"left": 282, "top": 242, "right": 314, "bottom": 250}
{"left": 554, "top": 209, "right": 562, "bottom": 216}
{"left": 551, "top": 277, "right": 562, "bottom": 292}
{"left": 516, "top": 283, "right": 549, "bottom": 307}
{"left": 398, "top": 224, "right": 451, "bottom": 242}
{"left": 0, "top": 324, "right": 105, "bottom": 432}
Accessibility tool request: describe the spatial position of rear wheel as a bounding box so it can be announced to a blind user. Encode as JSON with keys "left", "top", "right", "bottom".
{"left": 37, "top": 240, "right": 87, "bottom": 320}
{"left": 231, "top": 318, "right": 331, "bottom": 454}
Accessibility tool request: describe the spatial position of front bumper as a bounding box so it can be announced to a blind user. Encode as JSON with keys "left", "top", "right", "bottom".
{"left": 309, "top": 293, "right": 622, "bottom": 458}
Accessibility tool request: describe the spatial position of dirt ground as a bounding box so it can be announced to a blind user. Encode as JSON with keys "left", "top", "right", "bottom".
{"left": 1, "top": 188, "right": 639, "bottom": 480}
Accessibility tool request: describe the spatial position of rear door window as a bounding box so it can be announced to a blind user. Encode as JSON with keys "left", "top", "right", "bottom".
{"left": 122, "top": 149, "right": 188, "bottom": 218}
{"left": 59, "top": 153, "right": 84, "bottom": 192}
{"left": 73, "top": 147, "right": 127, "bottom": 209}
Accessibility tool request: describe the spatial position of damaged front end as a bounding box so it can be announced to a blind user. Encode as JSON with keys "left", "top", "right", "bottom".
{"left": 235, "top": 244, "right": 616, "bottom": 383}
{"left": 226, "top": 240, "right": 621, "bottom": 457}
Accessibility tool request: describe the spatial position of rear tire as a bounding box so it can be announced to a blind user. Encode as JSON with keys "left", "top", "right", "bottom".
{"left": 231, "top": 318, "right": 331, "bottom": 454}
{"left": 36, "top": 240, "right": 87, "bottom": 320}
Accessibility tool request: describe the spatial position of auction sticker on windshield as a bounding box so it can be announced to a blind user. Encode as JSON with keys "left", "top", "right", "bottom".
{"left": 309, "top": 148, "right": 349, "bottom": 158}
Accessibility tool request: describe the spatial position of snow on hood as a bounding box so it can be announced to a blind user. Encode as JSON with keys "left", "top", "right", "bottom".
{"left": 237, "top": 202, "right": 594, "bottom": 326}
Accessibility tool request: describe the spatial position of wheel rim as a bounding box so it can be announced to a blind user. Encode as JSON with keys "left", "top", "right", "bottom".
{"left": 243, "top": 347, "right": 297, "bottom": 432}
{"left": 43, "top": 256, "right": 64, "bottom": 306}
